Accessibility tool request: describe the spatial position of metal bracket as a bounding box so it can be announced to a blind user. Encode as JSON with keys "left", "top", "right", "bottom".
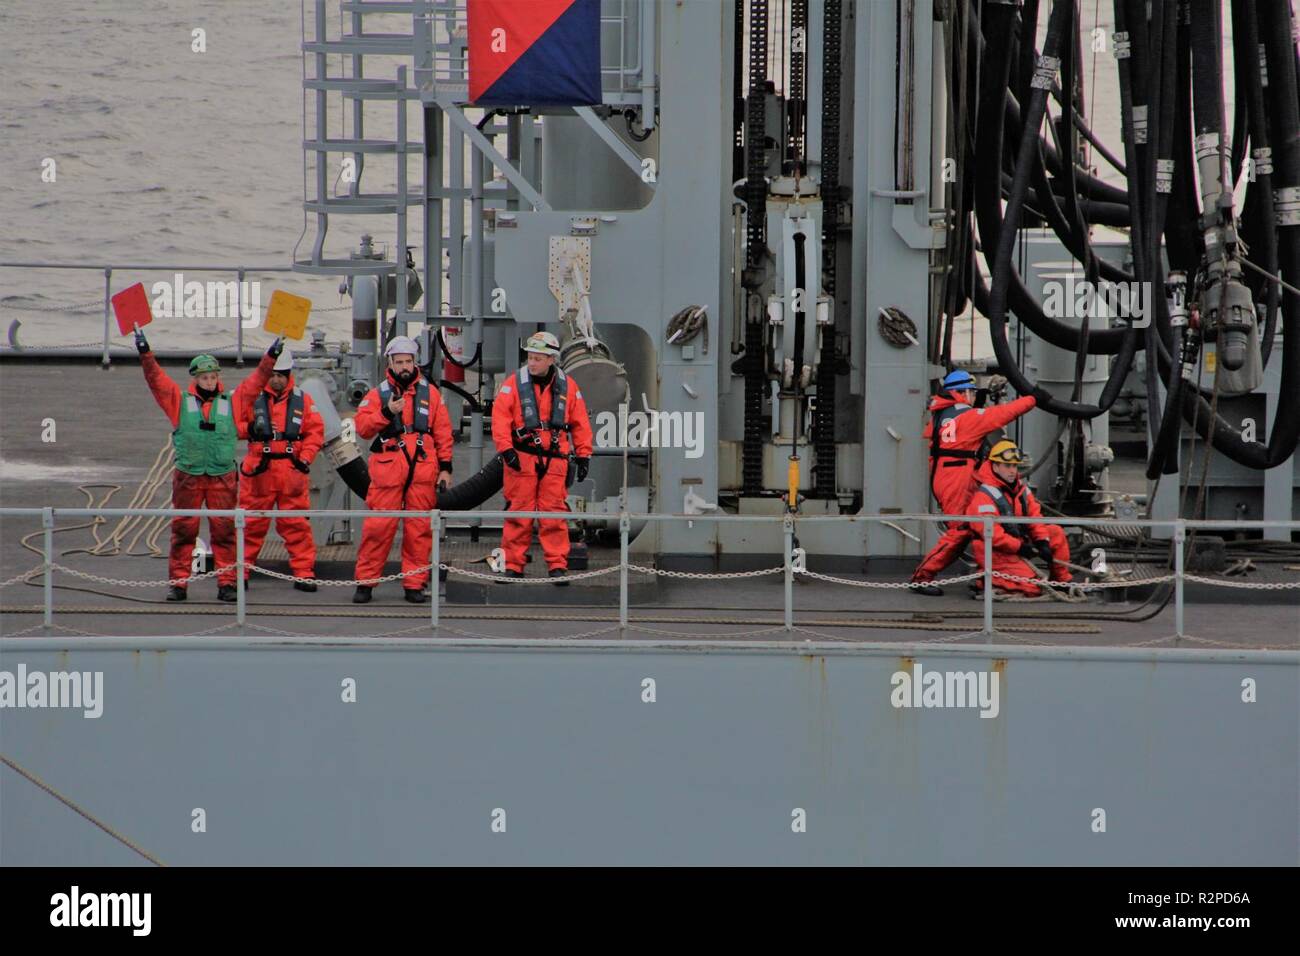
{"left": 574, "top": 106, "right": 656, "bottom": 190}
{"left": 434, "top": 94, "right": 551, "bottom": 211}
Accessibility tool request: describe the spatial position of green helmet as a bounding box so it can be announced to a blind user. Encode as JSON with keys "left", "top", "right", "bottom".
{"left": 189, "top": 354, "right": 220, "bottom": 376}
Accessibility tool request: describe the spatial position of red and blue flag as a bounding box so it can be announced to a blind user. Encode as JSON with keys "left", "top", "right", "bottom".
{"left": 468, "top": 0, "right": 601, "bottom": 106}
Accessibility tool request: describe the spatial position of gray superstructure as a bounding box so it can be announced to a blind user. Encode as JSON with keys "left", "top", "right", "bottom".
{"left": 1, "top": 0, "right": 1297, "bottom": 867}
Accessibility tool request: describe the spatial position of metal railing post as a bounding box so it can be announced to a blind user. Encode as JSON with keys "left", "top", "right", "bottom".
{"left": 101, "top": 268, "right": 112, "bottom": 368}
{"left": 235, "top": 509, "right": 246, "bottom": 626}
{"left": 235, "top": 269, "right": 246, "bottom": 366}
{"left": 783, "top": 514, "right": 793, "bottom": 632}
{"left": 619, "top": 513, "right": 630, "bottom": 632}
{"left": 42, "top": 507, "right": 54, "bottom": 630}
{"left": 983, "top": 516, "right": 994, "bottom": 641}
{"left": 430, "top": 510, "right": 440, "bottom": 630}
{"left": 1174, "top": 520, "right": 1185, "bottom": 640}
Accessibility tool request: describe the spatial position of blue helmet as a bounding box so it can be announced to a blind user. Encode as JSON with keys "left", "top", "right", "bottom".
{"left": 941, "top": 369, "right": 977, "bottom": 392}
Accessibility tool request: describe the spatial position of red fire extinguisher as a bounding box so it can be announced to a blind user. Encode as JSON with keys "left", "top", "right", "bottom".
{"left": 442, "top": 326, "right": 465, "bottom": 384}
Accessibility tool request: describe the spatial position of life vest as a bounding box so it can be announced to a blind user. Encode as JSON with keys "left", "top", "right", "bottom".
{"left": 975, "top": 482, "right": 1033, "bottom": 540}
{"left": 927, "top": 401, "right": 994, "bottom": 505}
{"left": 512, "top": 365, "right": 571, "bottom": 466}
{"left": 173, "top": 391, "right": 237, "bottom": 476}
{"left": 244, "top": 388, "right": 306, "bottom": 477}
{"left": 929, "top": 403, "right": 979, "bottom": 468}
{"left": 372, "top": 377, "right": 434, "bottom": 496}
{"left": 371, "top": 378, "right": 432, "bottom": 453}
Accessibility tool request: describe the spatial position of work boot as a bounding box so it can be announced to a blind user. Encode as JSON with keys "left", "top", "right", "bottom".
{"left": 166, "top": 585, "right": 187, "bottom": 602}
{"left": 217, "top": 584, "right": 238, "bottom": 603}
{"left": 504, "top": 570, "right": 524, "bottom": 579}
{"left": 549, "top": 568, "right": 569, "bottom": 587}
{"left": 352, "top": 585, "right": 373, "bottom": 604}
{"left": 243, "top": 577, "right": 252, "bottom": 591}
{"left": 294, "top": 579, "right": 318, "bottom": 593}
{"left": 909, "top": 581, "right": 943, "bottom": 597}
{"left": 404, "top": 588, "right": 429, "bottom": 604}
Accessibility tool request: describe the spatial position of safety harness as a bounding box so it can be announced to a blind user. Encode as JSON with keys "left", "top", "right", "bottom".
{"left": 975, "top": 482, "right": 1033, "bottom": 540}
{"left": 243, "top": 387, "right": 306, "bottom": 477}
{"left": 373, "top": 377, "right": 433, "bottom": 496}
{"left": 513, "top": 365, "right": 571, "bottom": 478}
{"left": 927, "top": 401, "right": 982, "bottom": 505}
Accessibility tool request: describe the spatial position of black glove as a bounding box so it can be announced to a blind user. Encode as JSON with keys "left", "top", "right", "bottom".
{"left": 134, "top": 328, "right": 150, "bottom": 355}
{"left": 267, "top": 336, "right": 284, "bottom": 358}
{"left": 1035, "top": 539, "right": 1055, "bottom": 567}
{"left": 575, "top": 457, "right": 590, "bottom": 483}
{"left": 438, "top": 461, "right": 453, "bottom": 491}
{"left": 501, "top": 449, "right": 521, "bottom": 471}
{"left": 291, "top": 457, "right": 311, "bottom": 474}
{"left": 1018, "top": 538, "right": 1038, "bottom": 559}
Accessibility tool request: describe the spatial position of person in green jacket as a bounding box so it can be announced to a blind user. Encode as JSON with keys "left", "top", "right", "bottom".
{"left": 136, "top": 327, "right": 282, "bottom": 601}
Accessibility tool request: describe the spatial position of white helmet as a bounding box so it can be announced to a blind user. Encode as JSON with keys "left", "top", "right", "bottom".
{"left": 523, "top": 331, "right": 561, "bottom": 356}
{"left": 384, "top": 335, "right": 420, "bottom": 358}
{"left": 273, "top": 349, "right": 294, "bottom": 372}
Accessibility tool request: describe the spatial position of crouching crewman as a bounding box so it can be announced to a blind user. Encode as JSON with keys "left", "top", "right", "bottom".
{"left": 966, "top": 440, "right": 1072, "bottom": 597}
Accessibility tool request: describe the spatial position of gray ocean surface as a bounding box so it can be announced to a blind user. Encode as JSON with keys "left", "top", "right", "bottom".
{"left": 0, "top": 0, "right": 415, "bottom": 351}
{"left": 0, "top": 1, "right": 1231, "bottom": 352}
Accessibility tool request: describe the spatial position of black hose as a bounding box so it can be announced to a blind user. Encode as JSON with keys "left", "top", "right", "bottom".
{"left": 984, "top": 0, "right": 1140, "bottom": 417}
{"left": 336, "top": 457, "right": 370, "bottom": 499}
{"left": 437, "top": 327, "right": 482, "bottom": 369}
{"left": 1130, "top": 0, "right": 1171, "bottom": 461}
{"left": 1231, "top": 0, "right": 1280, "bottom": 368}
{"left": 439, "top": 379, "right": 481, "bottom": 413}
{"left": 966, "top": 2, "right": 1132, "bottom": 207}
{"left": 435, "top": 455, "right": 506, "bottom": 512}
{"left": 1244, "top": 0, "right": 1300, "bottom": 465}
{"left": 1145, "top": 0, "right": 1184, "bottom": 477}
{"left": 1156, "top": 0, "right": 1286, "bottom": 470}
{"left": 1146, "top": 324, "right": 1186, "bottom": 480}
{"left": 974, "top": 8, "right": 1133, "bottom": 358}
{"left": 1050, "top": 82, "right": 1127, "bottom": 176}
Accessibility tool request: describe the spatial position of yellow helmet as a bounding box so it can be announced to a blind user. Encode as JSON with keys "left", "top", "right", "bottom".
{"left": 987, "top": 439, "right": 1025, "bottom": 465}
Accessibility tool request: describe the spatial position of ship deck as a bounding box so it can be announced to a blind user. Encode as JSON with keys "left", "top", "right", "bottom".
{"left": 1, "top": 360, "right": 1296, "bottom": 650}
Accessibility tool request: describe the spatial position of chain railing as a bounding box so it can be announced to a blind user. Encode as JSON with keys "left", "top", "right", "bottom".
{"left": 1, "top": 506, "right": 1297, "bottom": 643}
